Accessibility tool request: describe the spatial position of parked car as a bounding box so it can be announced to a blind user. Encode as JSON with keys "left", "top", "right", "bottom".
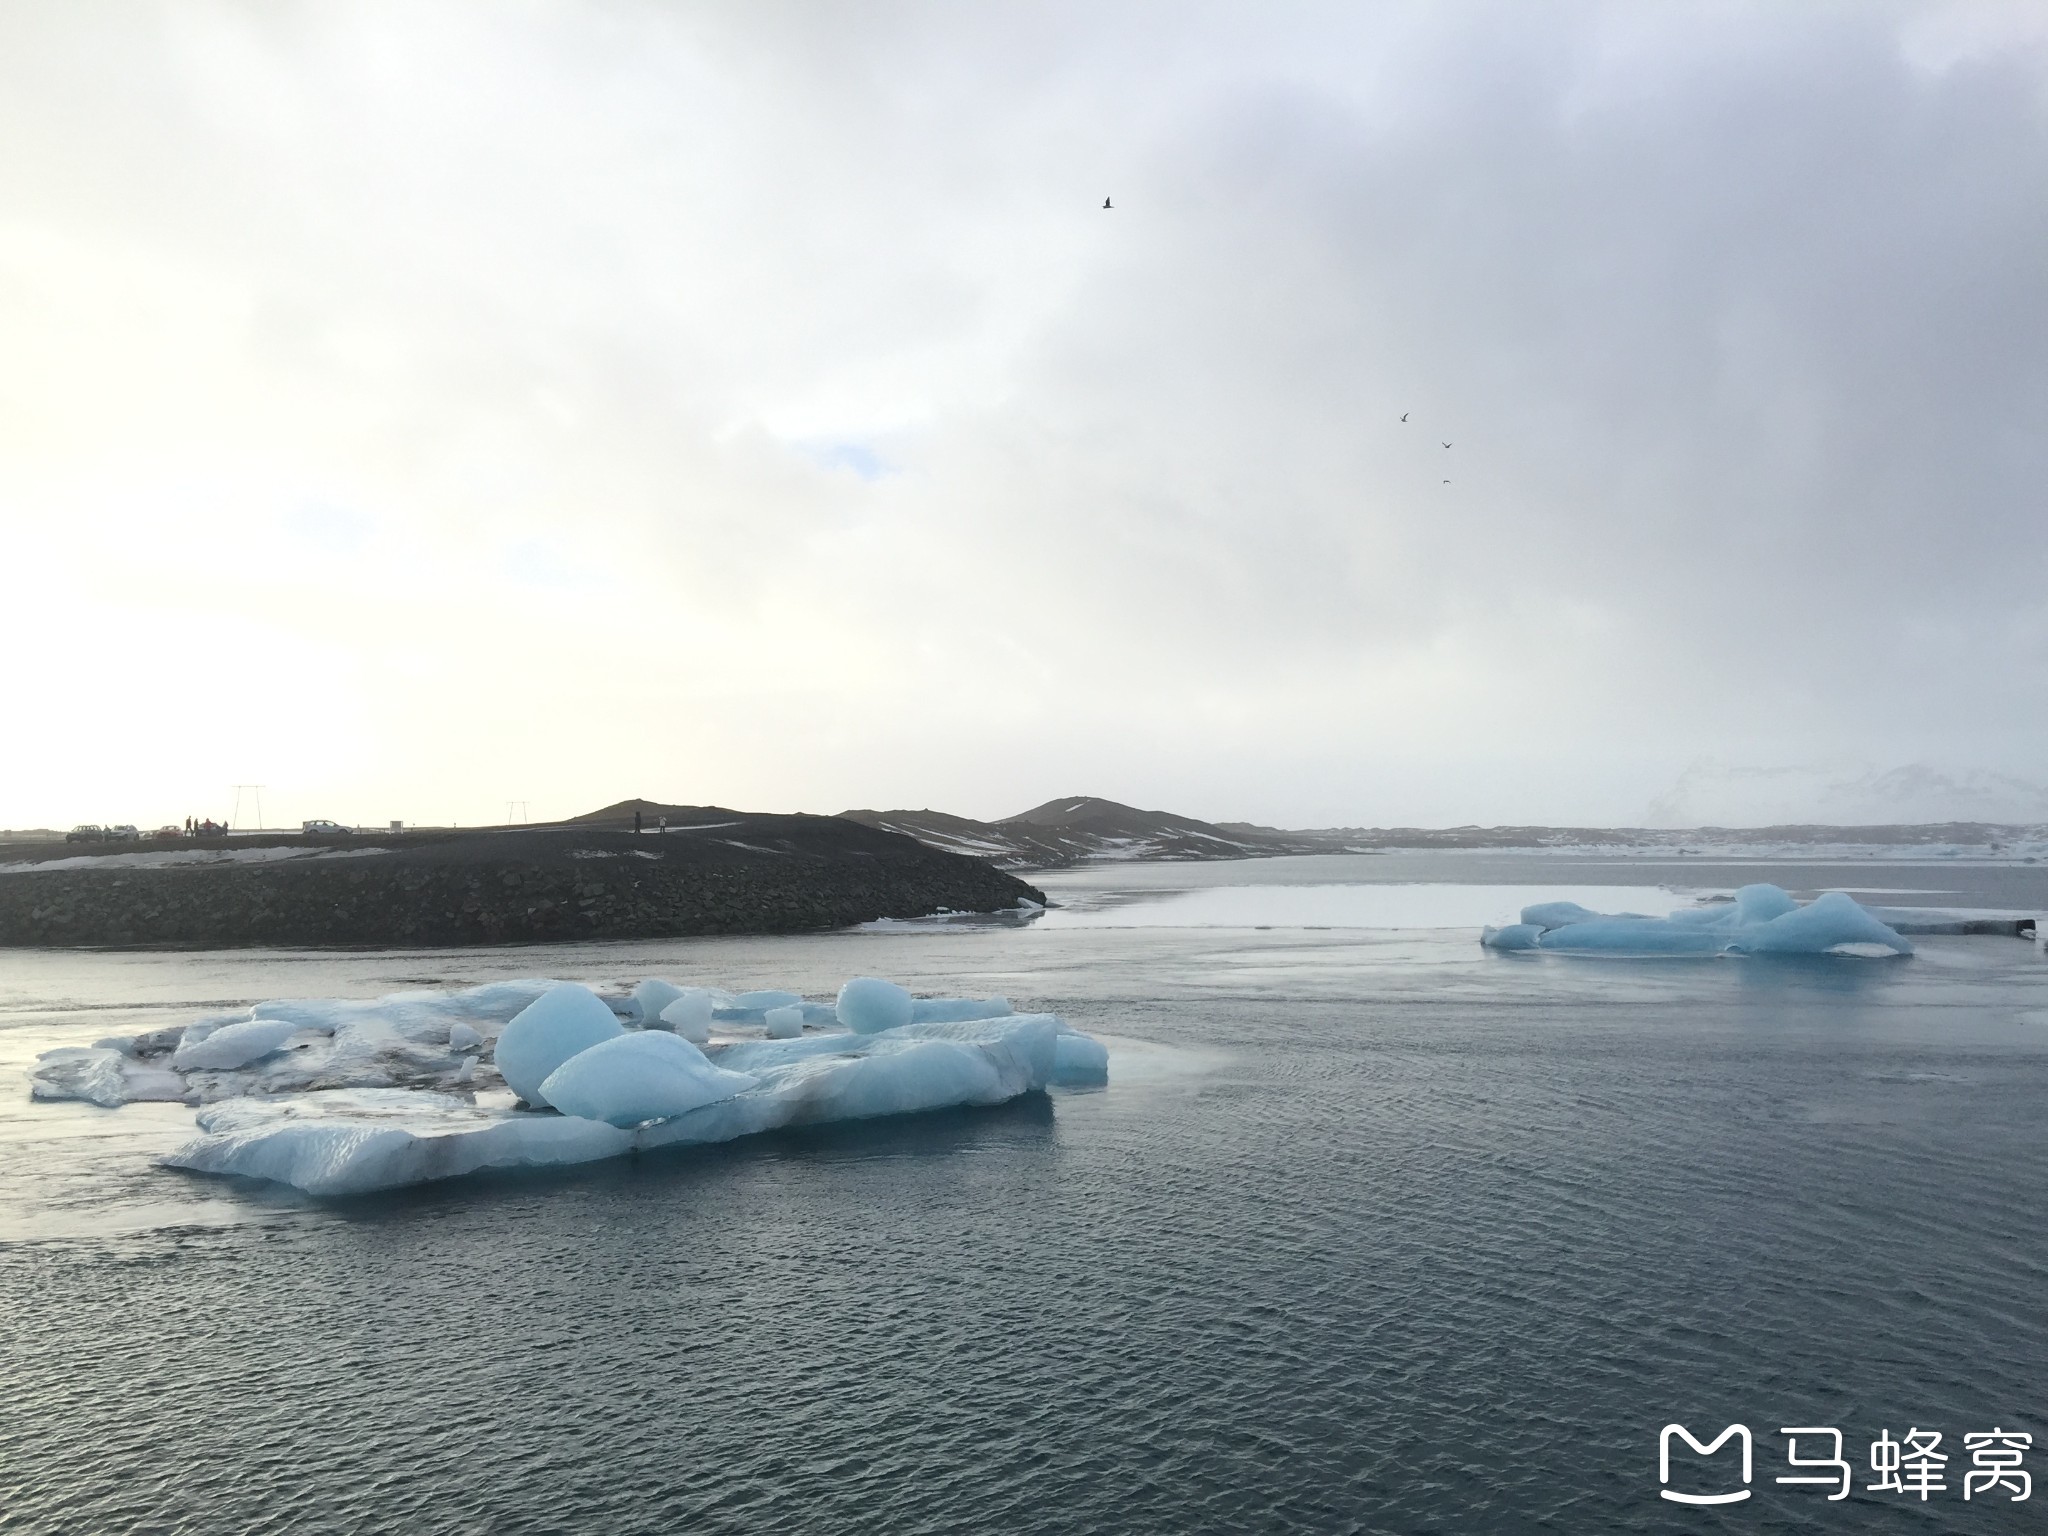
{"left": 107, "top": 825, "right": 141, "bottom": 841}
{"left": 152, "top": 826, "right": 185, "bottom": 840}
{"left": 65, "top": 824, "right": 106, "bottom": 843}
{"left": 301, "top": 819, "right": 353, "bottom": 837}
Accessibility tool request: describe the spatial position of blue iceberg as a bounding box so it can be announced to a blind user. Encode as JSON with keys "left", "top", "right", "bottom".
{"left": 26, "top": 973, "right": 1113, "bottom": 1197}
{"left": 1483, "top": 884, "right": 1913, "bottom": 957}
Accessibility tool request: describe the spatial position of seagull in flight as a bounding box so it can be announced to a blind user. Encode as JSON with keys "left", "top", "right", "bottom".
{"left": 1442, "top": 441, "right": 1452, "bottom": 449}
{"left": 1400, "top": 413, "right": 1408, "bottom": 422}
{"left": 1102, "top": 197, "right": 1113, "bottom": 209}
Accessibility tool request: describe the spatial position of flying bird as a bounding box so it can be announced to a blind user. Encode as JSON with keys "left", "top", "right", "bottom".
{"left": 1442, "top": 478, "right": 1450, "bottom": 484}
{"left": 1400, "top": 413, "right": 1408, "bottom": 422}
{"left": 1442, "top": 442, "right": 1452, "bottom": 449}
{"left": 1102, "top": 197, "right": 1113, "bottom": 209}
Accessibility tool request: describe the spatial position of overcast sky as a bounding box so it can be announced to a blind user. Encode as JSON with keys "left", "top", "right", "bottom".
{"left": 3, "top": 0, "right": 2046, "bottom": 831}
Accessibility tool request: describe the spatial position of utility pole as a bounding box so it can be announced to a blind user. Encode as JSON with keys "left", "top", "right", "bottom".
{"left": 232, "top": 784, "right": 266, "bottom": 831}
{"left": 506, "top": 800, "right": 529, "bottom": 825}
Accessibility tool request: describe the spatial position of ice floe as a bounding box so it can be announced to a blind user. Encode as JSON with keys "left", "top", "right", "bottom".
{"left": 537, "top": 1031, "right": 757, "bottom": 1128}
{"left": 1482, "top": 884, "right": 1914, "bottom": 957}
{"left": 837, "top": 975, "right": 913, "bottom": 1033}
{"left": 494, "top": 984, "right": 625, "bottom": 1106}
{"left": 26, "top": 974, "right": 1107, "bottom": 1196}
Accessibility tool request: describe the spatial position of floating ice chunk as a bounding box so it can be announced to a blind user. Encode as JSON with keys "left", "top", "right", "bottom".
{"left": 910, "top": 996, "right": 1014, "bottom": 1023}
{"left": 631, "top": 978, "right": 688, "bottom": 1025}
{"left": 449, "top": 1022, "right": 484, "bottom": 1052}
{"left": 1486, "top": 883, "right": 1912, "bottom": 957}
{"left": 30, "top": 1047, "right": 134, "bottom": 1107}
{"left": 172, "top": 1017, "right": 303, "bottom": 1071}
{"left": 658, "top": 991, "right": 716, "bottom": 1044}
{"left": 1726, "top": 890, "right": 1912, "bottom": 955}
{"left": 493, "top": 984, "right": 624, "bottom": 1106}
{"left": 1051, "top": 1032, "right": 1109, "bottom": 1081}
{"left": 1535, "top": 919, "right": 1725, "bottom": 953}
{"left": 31, "top": 1046, "right": 186, "bottom": 1106}
{"left": 164, "top": 1090, "right": 635, "bottom": 1197}
{"left": 538, "top": 1032, "right": 758, "bottom": 1128}
{"left": 762, "top": 1005, "right": 804, "bottom": 1039}
{"left": 1518, "top": 900, "right": 1614, "bottom": 930}
{"left": 1731, "top": 883, "right": 1800, "bottom": 924}
{"left": 836, "top": 977, "right": 913, "bottom": 1034}
{"left": 163, "top": 1014, "right": 1074, "bottom": 1195}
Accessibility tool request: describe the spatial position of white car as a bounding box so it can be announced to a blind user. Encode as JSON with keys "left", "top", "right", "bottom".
{"left": 301, "top": 819, "right": 352, "bottom": 836}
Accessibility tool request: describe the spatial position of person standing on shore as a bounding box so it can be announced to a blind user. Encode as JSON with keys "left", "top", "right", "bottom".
{"left": 634, "top": 808, "right": 643, "bottom": 834}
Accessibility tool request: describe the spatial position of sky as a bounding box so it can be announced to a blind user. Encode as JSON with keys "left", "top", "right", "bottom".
{"left": 3, "top": 0, "right": 2046, "bottom": 831}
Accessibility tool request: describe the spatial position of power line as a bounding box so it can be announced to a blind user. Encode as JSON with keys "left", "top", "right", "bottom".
{"left": 231, "top": 784, "right": 265, "bottom": 831}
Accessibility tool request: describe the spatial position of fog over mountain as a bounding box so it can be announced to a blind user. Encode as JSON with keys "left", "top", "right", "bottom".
{"left": 1642, "top": 761, "right": 2048, "bottom": 830}
{"left": 2, "top": 2, "right": 2044, "bottom": 830}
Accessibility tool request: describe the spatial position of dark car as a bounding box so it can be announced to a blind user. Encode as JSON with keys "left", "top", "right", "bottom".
{"left": 65, "top": 824, "right": 106, "bottom": 843}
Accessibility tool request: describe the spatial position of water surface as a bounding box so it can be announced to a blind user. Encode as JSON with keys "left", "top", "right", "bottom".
{"left": 4, "top": 854, "right": 2045, "bottom": 1533}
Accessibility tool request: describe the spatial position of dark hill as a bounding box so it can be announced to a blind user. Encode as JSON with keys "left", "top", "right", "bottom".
{"left": 840, "top": 797, "right": 1327, "bottom": 869}
{"left": 0, "top": 812, "right": 1042, "bottom": 948}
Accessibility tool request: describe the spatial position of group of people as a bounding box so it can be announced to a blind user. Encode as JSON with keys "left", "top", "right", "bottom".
{"left": 183, "top": 816, "right": 227, "bottom": 837}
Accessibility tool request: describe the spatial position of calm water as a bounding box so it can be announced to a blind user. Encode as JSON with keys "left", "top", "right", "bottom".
{"left": 4, "top": 855, "right": 2046, "bottom": 1534}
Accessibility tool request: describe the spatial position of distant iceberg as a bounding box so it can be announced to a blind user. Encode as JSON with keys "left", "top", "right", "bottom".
{"left": 27, "top": 976, "right": 1108, "bottom": 1196}
{"left": 1482, "top": 884, "right": 1913, "bottom": 957}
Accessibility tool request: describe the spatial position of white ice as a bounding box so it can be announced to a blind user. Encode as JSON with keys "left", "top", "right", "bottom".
{"left": 1052, "top": 1031, "right": 1110, "bottom": 1080}
{"left": 1483, "top": 883, "right": 1913, "bottom": 957}
{"left": 910, "top": 996, "right": 1013, "bottom": 1023}
{"left": 537, "top": 1032, "right": 758, "bottom": 1128}
{"left": 837, "top": 976, "right": 913, "bottom": 1034}
{"left": 171, "top": 1017, "right": 305, "bottom": 1071}
{"left": 657, "top": 991, "right": 716, "bottom": 1044}
{"left": 630, "top": 978, "right": 689, "bottom": 1026}
{"left": 30, "top": 973, "right": 1112, "bottom": 1196}
{"left": 162, "top": 1013, "right": 1080, "bottom": 1196}
{"left": 490, "top": 984, "right": 625, "bottom": 1106}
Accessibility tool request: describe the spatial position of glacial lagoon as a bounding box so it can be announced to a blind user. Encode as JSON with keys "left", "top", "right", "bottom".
{"left": 4, "top": 852, "right": 2045, "bottom": 1533}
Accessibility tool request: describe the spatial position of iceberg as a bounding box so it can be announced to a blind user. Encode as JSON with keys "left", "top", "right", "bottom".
{"left": 30, "top": 971, "right": 1113, "bottom": 1196}
{"left": 836, "top": 976, "right": 913, "bottom": 1034}
{"left": 161, "top": 1013, "right": 1082, "bottom": 1196}
{"left": 1483, "top": 884, "right": 1912, "bottom": 957}
{"left": 909, "top": 996, "right": 1013, "bottom": 1023}
{"left": 630, "top": 978, "right": 689, "bottom": 1026}
{"left": 1052, "top": 1031, "right": 1110, "bottom": 1081}
{"left": 537, "top": 1032, "right": 758, "bottom": 1128}
{"left": 171, "top": 1017, "right": 305, "bottom": 1071}
{"left": 29, "top": 1046, "right": 185, "bottom": 1107}
{"left": 657, "top": 991, "right": 716, "bottom": 1044}
{"left": 493, "top": 984, "right": 625, "bottom": 1106}
{"left": 165, "top": 1090, "right": 637, "bottom": 1195}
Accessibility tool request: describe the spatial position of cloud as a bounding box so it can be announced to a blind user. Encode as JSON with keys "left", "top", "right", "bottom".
{"left": 0, "top": 0, "right": 2044, "bottom": 827}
